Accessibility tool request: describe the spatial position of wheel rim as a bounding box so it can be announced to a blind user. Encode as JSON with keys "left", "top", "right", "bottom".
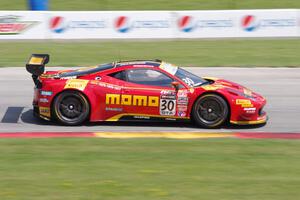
{"left": 196, "top": 96, "right": 226, "bottom": 125}
{"left": 57, "top": 94, "right": 86, "bottom": 122}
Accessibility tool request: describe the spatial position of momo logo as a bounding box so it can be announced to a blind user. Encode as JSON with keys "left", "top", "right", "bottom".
{"left": 0, "top": 15, "right": 37, "bottom": 35}
{"left": 115, "top": 16, "right": 131, "bottom": 33}
{"left": 241, "top": 15, "right": 260, "bottom": 32}
{"left": 49, "top": 16, "right": 66, "bottom": 33}
{"left": 178, "top": 16, "right": 195, "bottom": 32}
{"left": 106, "top": 94, "right": 159, "bottom": 107}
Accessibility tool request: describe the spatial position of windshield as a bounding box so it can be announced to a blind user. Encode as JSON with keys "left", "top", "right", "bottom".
{"left": 175, "top": 67, "right": 207, "bottom": 87}
{"left": 159, "top": 62, "right": 207, "bottom": 87}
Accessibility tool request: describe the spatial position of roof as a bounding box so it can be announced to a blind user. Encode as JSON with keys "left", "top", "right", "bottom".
{"left": 115, "top": 59, "right": 162, "bottom": 67}
{"left": 57, "top": 59, "right": 162, "bottom": 78}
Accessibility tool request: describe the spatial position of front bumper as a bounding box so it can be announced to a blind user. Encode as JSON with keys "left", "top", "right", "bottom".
{"left": 230, "top": 113, "right": 268, "bottom": 125}
{"left": 230, "top": 95, "right": 267, "bottom": 125}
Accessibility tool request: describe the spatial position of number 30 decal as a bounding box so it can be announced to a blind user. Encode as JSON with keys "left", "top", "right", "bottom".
{"left": 160, "top": 99, "right": 176, "bottom": 116}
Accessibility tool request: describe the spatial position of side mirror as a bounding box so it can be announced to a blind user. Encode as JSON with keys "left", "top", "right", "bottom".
{"left": 171, "top": 81, "right": 180, "bottom": 91}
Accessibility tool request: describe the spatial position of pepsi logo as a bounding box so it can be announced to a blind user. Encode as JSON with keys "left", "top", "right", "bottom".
{"left": 178, "top": 16, "right": 195, "bottom": 32}
{"left": 115, "top": 16, "right": 131, "bottom": 33}
{"left": 49, "top": 16, "right": 66, "bottom": 33}
{"left": 241, "top": 15, "right": 260, "bottom": 32}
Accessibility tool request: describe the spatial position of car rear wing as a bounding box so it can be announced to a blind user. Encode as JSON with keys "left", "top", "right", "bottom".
{"left": 26, "top": 54, "right": 49, "bottom": 88}
{"left": 26, "top": 54, "right": 49, "bottom": 76}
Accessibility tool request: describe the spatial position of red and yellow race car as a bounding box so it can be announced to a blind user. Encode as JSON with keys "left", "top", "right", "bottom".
{"left": 26, "top": 54, "right": 267, "bottom": 128}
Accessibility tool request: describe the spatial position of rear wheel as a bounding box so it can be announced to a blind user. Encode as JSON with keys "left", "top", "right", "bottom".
{"left": 53, "top": 91, "right": 90, "bottom": 125}
{"left": 192, "top": 94, "right": 229, "bottom": 128}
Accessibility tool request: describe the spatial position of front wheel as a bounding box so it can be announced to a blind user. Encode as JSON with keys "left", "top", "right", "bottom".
{"left": 52, "top": 91, "right": 90, "bottom": 126}
{"left": 192, "top": 94, "right": 229, "bottom": 128}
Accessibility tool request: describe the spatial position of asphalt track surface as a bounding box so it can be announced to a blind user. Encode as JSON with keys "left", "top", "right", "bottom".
{"left": 0, "top": 67, "right": 299, "bottom": 133}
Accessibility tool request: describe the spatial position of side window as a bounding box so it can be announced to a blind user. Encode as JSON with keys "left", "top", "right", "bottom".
{"left": 109, "top": 71, "right": 125, "bottom": 81}
{"left": 126, "top": 69, "right": 173, "bottom": 87}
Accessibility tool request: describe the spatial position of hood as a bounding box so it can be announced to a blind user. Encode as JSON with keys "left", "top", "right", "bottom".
{"left": 201, "top": 77, "right": 260, "bottom": 98}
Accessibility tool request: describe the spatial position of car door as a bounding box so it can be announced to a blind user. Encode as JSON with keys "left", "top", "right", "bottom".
{"left": 121, "top": 68, "right": 183, "bottom": 120}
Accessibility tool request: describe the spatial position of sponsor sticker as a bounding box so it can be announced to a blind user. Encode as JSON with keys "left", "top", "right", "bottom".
{"left": 178, "top": 111, "right": 186, "bottom": 117}
{"left": 177, "top": 97, "right": 188, "bottom": 105}
{"left": 28, "top": 57, "right": 44, "bottom": 65}
{"left": 39, "top": 106, "right": 50, "bottom": 118}
{"left": 177, "top": 90, "right": 188, "bottom": 97}
{"left": 64, "top": 79, "right": 89, "bottom": 91}
{"left": 133, "top": 116, "right": 150, "bottom": 120}
{"left": 39, "top": 98, "right": 49, "bottom": 103}
{"left": 105, "top": 107, "right": 123, "bottom": 112}
{"left": 40, "top": 90, "right": 53, "bottom": 96}
{"left": 177, "top": 105, "right": 188, "bottom": 112}
{"left": 160, "top": 90, "right": 176, "bottom": 100}
{"left": 236, "top": 99, "right": 253, "bottom": 108}
{"left": 91, "top": 81, "right": 121, "bottom": 90}
{"left": 244, "top": 107, "right": 256, "bottom": 114}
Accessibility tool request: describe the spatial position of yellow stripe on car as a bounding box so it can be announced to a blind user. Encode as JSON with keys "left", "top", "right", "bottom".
{"left": 105, "top": 113, "right": 189, "bottom": 121}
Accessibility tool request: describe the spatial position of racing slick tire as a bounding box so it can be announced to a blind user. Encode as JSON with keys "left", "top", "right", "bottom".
{"left": 192, "top": 94, "right": 229, "bottom": 128}
{"left": 52, "top": 90, "right": 90, "bottom": 126}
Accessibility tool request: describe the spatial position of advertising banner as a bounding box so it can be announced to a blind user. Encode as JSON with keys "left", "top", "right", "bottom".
{"left": 174, "top": 10, "right": 299, "bottom": 38}
{"left": 174, "top": 11, "right": 237, "bottom": 38}
{"left": 235, "top": 9, "right": 298, "bottom": 38}
{"left": 48, "top": 11, "right": 174, "bottom": 39}
{"left": 0, "top": 11, "right": 46, "bottom": 39}
{"left": 0, "top": 10, "right": 299, "bottom": 39}
{"left": 48, "top": 11, "right": 110, "bottom": 39}
{"left": 109, "top": 11, "right": 174, "bottom": 39}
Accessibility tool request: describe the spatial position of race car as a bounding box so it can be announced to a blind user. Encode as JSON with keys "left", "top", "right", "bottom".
{"left": 26, "top": 54, "right": 267, "bottom": 128}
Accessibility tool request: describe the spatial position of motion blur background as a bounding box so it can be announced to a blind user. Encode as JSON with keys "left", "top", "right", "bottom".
{"left": 0, "top": 0, "right": 299, "bottom": 67}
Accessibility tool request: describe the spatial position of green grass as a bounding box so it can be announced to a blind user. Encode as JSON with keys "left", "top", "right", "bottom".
{"left": 1, "top": 39, "right": 300, "bottom": 67}
{"left": 0, "top": 138, "right": 299, "bottom": 200}
{"left": 1, "top": 0, "right": 300, "bottom": 10}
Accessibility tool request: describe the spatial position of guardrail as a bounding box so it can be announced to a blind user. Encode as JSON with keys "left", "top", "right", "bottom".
{"left": 0, "top": 9, "right": 299, "bottom": 39}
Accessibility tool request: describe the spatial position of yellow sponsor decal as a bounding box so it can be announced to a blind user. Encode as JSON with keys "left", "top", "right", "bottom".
{"left": 106, "top": 94, "right": 159, "bottom": 107}
{"left": 39, "top": 106, "right": 50, "bottom": 118}
{"left": 64, "top": 79, "right": 89, "bottom": 91}
{"left": 29, "top": 57, "right": 44, "bottom": 65}
{"left": 236, "top": 99, "right": 253, "bottom": 107}
{"left": 202, "top": 85, "right": 221, "bottom": 91}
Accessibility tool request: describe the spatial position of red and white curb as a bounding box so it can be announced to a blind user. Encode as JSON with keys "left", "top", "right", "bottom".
{"left": 0, "top": 132, "right": 299, "bottom": 139}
